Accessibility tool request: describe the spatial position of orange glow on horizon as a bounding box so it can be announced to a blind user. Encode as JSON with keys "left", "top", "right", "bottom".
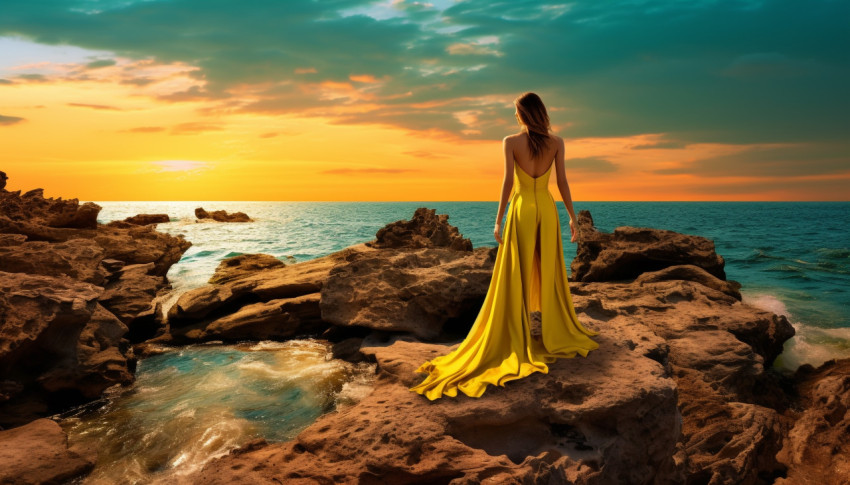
{"left": 2, "top": 59, "right": 847, "bottom": 202}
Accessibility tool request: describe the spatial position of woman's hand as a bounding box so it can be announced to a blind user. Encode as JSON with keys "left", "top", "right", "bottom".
{"left": 494, "top": 222, "right": 503, "bottom": 245}
{"left": 569, "top": 219, "right": 577, "bottom": 243}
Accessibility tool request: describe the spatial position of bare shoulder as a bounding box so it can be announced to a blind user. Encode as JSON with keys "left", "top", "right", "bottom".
{"left": 550, "top": 134, "right": 564, "bottom": 147}
{"left": 503, "top": 133, "right": 521, "bottom": 144}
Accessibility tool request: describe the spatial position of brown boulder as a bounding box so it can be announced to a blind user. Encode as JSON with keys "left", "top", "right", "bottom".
{"left": 0, "top": 418, "right": 95, "bottom": 484}
{"left": 208, "top": 253, "right": 285, "bottom": 285}
{"left": 775, "top": 358, "right": 850, "bottom": 485}
{"left": 320, "top": 246, "right": 498, "bottom": 339}
{"left": 571, "top": 210, "right": 726, "bottom": 282}
{"left": 97, "top": 262, "right": 168, "bottom": 342}
{"left": 121, "top": 213, "right": 170, "bottom": 225}
{"left": 0, "top": 272, "right": 134, "bottom": 427}
{"left": 0, "top": 187, "right": 100, "bottom": 229}
{"left": 366, "top": 207, "right": 473, "bottom": 250}
{"left": 0, "top": 238, "right": 107, "bottom": 285}
{"left": 169, "top": 293, "right": 327, "bottom": 342}
{"left": 195, "top": 207, "right": 253, "bottom": 222}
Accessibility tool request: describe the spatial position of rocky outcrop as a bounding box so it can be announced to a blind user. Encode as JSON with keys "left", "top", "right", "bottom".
{"left": 121, "top": 213, "right": 170, "bottom": 225}
{"left": 571, "top": 210, "right": 726, "bottom": 282}
{"left": 0, "top": 185, "right": 190, "bottom": 428}
{"left": 0, "top": 188, "right": 100, "bottom": 229}
{"left": 0, "top": 418, "right": 95, "bottom": 484}
{"left": 320, "top": 246, "right": 497, "bottom": 339}
{"left": 366, "top": 207, "right": 473, "bottom": 250}
{"left": 195, "top": 207, "right": 253, "bottom": 222}
{"left": 775, "top": 358, "right": 850, "bottom": 485}
{"left": 179, "top": 206, "right": 813, "bottom": 485}
{"left": 157, "top": 213, "right": 493, "bottom": 344}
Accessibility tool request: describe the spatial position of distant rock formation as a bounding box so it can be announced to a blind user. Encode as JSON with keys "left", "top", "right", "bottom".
{"left": 121, "top": 213, "right": 170, "bottom": 226}
{"left": 195, "top": 207, "right": 252, "bottom": 222}
{"left": 0, "top": 185, "right": 191, "bottom": 428}
{"left": 367, "top": 207, "right": 473, "bottom": 250}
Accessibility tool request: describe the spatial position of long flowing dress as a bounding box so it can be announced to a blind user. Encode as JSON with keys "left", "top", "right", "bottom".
{"left": 409, "top": 159, "right": 600, "bottom": 400}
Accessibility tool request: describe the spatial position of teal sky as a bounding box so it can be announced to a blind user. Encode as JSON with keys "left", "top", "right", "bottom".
{"left": 1, "top": 0, "right": 848, "bottom": 186}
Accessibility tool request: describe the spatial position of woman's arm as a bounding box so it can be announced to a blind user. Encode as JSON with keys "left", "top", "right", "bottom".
{"left": 494, "top": 136, "right": 515, "bottom": 244}
{"left": 553, "top": 136, "right": 579, "bottom": 242}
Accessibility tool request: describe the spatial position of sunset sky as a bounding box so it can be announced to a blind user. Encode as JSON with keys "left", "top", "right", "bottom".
{"left": 1, "top": 0, "right": 847, "bottom": 201}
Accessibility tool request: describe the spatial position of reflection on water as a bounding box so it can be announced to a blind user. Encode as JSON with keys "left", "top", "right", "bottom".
{"left": 54, "top": 339, "right": 375, "bottom": 484}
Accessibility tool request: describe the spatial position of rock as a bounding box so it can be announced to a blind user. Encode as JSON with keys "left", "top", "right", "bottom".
{"left": 0, "top": 272, "right": 134, "bottom": 427}
{"left": 775, "top": 358, "right": 850, "bottom": 485}
{"left": 188, "top": 326, "right": 683, "bottom": 484}
{"left": 162, "top": 246, "right": 361, "bottom": 339}
{"left": 0, "top": 187, "right": 100, "bottom": 229}
{"left": 0, "top": 185, "right": 189, "bottom": 427}
{"left": 0, "top": 238, "right": 107, "bottom": 285}
{"left": 0, "top": 234, "right": 26, "bottom": 247}
{"left": 571, "top": 278, "right": 794, "bottom": 483}
{"left": 97, "top": 263, "right": 167, "bottom": 342}
{"left": 571, "top": 210, "right": 726, "bottom": 282}
{"left": 634, "top": 264, "right": 742, "bottom": 300}
{"left": 183, "top": 204, "right": 801, "bottom": 483}
{"left": 320, "top": 246, "right": 498, "bottom": 339}
{"left": 169, "top": 293, "right": 327, "bottom": 342}
{"left": 209, "top": 253, "right": 285, "bottom": 285}
{"left": 164, "top": 210, "right": 488, "bottom": 344}
{"left": 121, "top": 213, "right": 170, "bottom": 225}
{"left": 195, "top": 207, "right": 253, "bottom": 222}
{"left": 0, "top": 418, "right": 95, "bottom": 484}
{"left": 366, "top": 207, "right": 473, "bottom": 250}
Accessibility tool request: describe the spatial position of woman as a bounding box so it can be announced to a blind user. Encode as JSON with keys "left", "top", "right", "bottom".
{"left": 409, "top": 92, "right": 600, "bottom": 400}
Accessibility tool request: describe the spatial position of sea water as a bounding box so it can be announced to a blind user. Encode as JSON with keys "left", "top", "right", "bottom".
{"left": 95, "top": 200, "right": 850, "bottom": 373}
{"left": 57, "top": 340, "right": 375, "bottom": 484}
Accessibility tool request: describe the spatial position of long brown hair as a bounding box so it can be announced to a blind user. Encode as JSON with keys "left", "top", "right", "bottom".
{"left": 514, "top": 92, "right": 551, "bottom": 160}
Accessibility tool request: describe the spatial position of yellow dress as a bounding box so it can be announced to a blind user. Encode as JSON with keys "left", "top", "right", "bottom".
{"left": 409, "top": 160, "right": 600, "bottom": 400}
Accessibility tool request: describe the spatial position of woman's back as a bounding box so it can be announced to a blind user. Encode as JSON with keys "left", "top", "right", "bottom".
{"left": 508, "top": 132, "right": 561, "bottom": 178}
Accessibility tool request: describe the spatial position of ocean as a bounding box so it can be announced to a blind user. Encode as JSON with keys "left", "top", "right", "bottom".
{"left": 95, "top": 200, "right": 850, "bottom": 373}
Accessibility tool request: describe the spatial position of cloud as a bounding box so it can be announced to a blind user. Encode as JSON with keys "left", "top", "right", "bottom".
{"left": 652, "top": 143, "right": 849, "bottom": 178}
{"left": 67, "top": 102, "right": 122, "bottom": 110}
{"left": 0, "top": 0, "right": 847, "bottom": 151}
{"left": 122, "top": 126, "right": 165, "bottom": 133}
{"left": 320, "top": 167, "right": 419, "bottom": 174}
{"left": 152, "top": 160, "right": 209, "bottom": 172}
{"left": 85, "top": 58, "right": 116, "bottom": 69}
{"left": 170, "top": 121, "right": 225, "bottom": 135}
{"left": 631, "top": 140, "right": 689, "bottom": 150}
{"left": 564, "top": 156, "right": 619, "bottom": 173}
{"left": 0, "top": 78, "right": 12, "bottom": 84}
{"left": 404, "top": 150, "right": 447, "bottom": 159}
{"left": 14, "top": 73, "right": 48, "bottom": 82}
{"left": 0, "top": 114, "right": 25, "bottom": 125}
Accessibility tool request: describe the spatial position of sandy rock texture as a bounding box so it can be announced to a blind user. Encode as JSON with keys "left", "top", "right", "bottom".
{"left": 0, "top": 418, "right": 95, "bottom": 484}
{"left": 0, "top": 186, "right": 191, "bottom": 428}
